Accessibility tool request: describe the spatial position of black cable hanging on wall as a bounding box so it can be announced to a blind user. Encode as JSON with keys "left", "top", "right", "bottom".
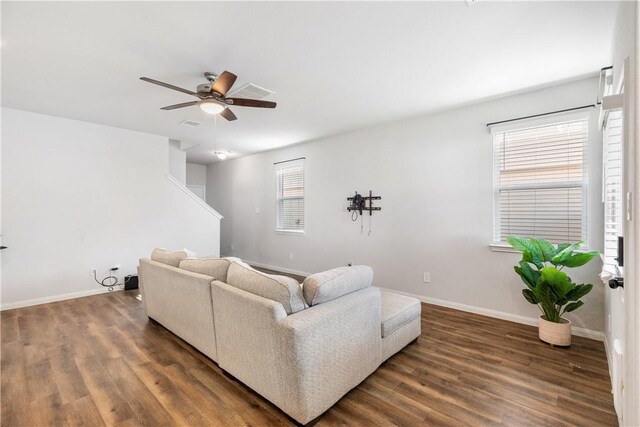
{"left": 347, "top": 190, "right": 381, "bottom": 235}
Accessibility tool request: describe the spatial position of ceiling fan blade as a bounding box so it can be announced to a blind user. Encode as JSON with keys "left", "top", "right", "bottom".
{"left": 211, "top": 71, "right": 237, "bottom": 96}
{"left": 140, "top": 77, "right": 200, "bottom": 97}
{"left": 225, "top": 98, "right": 277, "bottom": 109}
{"left": 160, "top": 101, "right": 198, "bottom": 110}
{"left": 220, "top": 107, "right": 237, "bottom": 121}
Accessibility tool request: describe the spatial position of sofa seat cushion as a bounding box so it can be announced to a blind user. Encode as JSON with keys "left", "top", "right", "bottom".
{"left": 151, "top": 248, "right": 188, "bottom": 267}
{"left": 226, "top": 261, "right": 307, "bottom": 315}
{"left": 302, "top": 265, "right": 374, "bottom": 306}
{"left": 380, "top": 290, "right": 421, "bottom": 338}
{"left": 179, "top": 258, "right": 232, "bottom": 282}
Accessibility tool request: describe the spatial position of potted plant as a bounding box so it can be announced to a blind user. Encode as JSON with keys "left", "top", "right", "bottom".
{"left": 507, "top": 236, "right": 599, "bottom": 346}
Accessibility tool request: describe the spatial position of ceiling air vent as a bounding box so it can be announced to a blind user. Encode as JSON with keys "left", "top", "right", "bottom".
{"left": 178, "top": 120, "right": 201, "bottom": 127}
{"left": 227, "top": 83, "right": 275, "bottom": 100}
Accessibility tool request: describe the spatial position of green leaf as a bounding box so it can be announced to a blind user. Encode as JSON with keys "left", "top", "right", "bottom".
{"left": 560, "top": 251, "right": 600, "bottom": 268}
{"left": 540, "top": 267, "right": 573, "bottom": 298}
{"left": 522, "top": 250, "right": 534, "bottom": 264}
{"left": 507, "top": 236, "right": 531, "bottom": 253}
{"left": 522, "top": 289, "right": 538, "bottom": 305}
{"left": 551, "top": 242, "right": 583, "bottom": 264}
{"left": 534, "top": 239, "right": 557, "bottom": 262}
{"left": 535, "top": 281, "right": 560, "bottom": 321}
{"left": 508, "top": 236, "right": 544, "bottom": 268}
{"left": 534, "top": 281, "right": 557, "bottom": 304}
{"left": 514, "top": 261, "right": 540, "bottom": 289}
{"left": 565, "top": 284, "right": 593, "bottom": 301}
{"left": 527, "top": 251, "right": 544, "bottom": 269}
{"left": 563, "top": 300, "right": 584, "bottom": 314}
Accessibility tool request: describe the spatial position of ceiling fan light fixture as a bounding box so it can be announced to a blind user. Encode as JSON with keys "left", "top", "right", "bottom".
{"left": 198, "top": 99, "right": 226, "bottom": 115}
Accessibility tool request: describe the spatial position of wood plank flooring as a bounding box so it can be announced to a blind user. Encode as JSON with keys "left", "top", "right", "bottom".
{"left": 1, "top": 290, "right": 616, "bottom": 426}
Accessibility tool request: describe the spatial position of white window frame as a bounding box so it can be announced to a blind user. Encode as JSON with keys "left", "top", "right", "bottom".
{"left": 490, "top": 111, "right": 590, "bottom": 250}
{"left": 602, "top": 108, "right": 624, "bottom": 269}
{"left": 275, "top": 158, "right": 305, "bottom": 234}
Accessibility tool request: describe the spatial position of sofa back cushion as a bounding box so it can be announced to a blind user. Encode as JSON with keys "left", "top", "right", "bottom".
{"left": 226, "top": 261, "right": 307, "bottom": 315}
{"left": 151, "top": 248, "right": 188, "bottom": 267}
{"left": 179, "top": 258, "right": 232, "bottom": 282}
{"left": 303, "top": 265, "right": 373, "bottom": 306}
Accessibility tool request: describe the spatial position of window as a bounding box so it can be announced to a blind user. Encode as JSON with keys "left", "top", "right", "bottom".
{"left": 603, "top": 110, "right": 623, "bottom": 266}
{"left": 492, "top": 117, "right": 588, "bottom": 245}
{"left": 275, "top": 158, "right": 305, "bottom": 232}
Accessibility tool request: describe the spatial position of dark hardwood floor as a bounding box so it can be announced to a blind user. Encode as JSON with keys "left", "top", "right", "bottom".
{"left": 1, "top": 290, "right": 616, "bottom": 426}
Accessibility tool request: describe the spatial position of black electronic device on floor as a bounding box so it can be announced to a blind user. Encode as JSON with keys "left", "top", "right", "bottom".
{"left": 124, "top": 275, "right": 139, "bottom": 291}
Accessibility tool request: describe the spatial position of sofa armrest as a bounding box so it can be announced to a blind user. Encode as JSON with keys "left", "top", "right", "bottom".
{"left": 138, "top": 258, "right": 218, "bottom": 361}
{"left": 276, "top": 287, "right": 382, "bottom": 423}
{"left": 210, "top": 281, "right": 289, "bottom": 408}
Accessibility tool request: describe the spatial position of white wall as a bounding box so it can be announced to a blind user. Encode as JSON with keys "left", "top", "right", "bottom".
{"left": 1, "top": 108, "right": 221, "bottom": 309}
{"left": 168, "top": 139, "right": 186, "bottom": 185}
{"left": 186, "top": 162, "right": 207, "bottom": 186}
{"left": 207, "top": 77, "right": 605, "bottom": 333}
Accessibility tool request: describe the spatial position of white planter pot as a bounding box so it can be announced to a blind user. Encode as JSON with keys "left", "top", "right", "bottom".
{"left": 538, "top": 316, "right": 572, "bottom": 346}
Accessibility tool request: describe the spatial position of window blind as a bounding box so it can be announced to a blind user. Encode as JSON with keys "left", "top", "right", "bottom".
{"left": 493, "top": 118, "right": 588, "bottom": 244}
{"left": 276, "top": 158, "right": 304, "bottom": 231}
{"left": 603, "top": 111, "right": 623, "bottom": 266}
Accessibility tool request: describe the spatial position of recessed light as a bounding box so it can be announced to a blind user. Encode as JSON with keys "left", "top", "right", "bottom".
{"left": 215, "top": 151, "right": 230, "bottom": 160}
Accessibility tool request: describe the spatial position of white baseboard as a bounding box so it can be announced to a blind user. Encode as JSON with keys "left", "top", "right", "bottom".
{"left": 242, "top": 260, "right": 312, "bottom": 278}
{"left": 604, "top": 336, "right": 613, "bottom": 384}
{"left": 379, "top": 287, "right": 604, "bottom": 341}
{"left": 1, "top": 287, "right": 117, "bottom": 311}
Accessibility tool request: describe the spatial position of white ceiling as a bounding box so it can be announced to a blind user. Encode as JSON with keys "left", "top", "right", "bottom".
{"left": 2, "top": 1, "right": 619, "bottom": 164}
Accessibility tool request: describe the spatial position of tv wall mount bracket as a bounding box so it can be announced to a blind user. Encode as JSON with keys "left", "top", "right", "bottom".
{"left": 347, "top": 190, "right": 381, "bottom": 216}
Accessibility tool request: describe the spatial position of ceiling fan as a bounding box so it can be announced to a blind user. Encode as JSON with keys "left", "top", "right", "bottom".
{"left": 139, "top": 71, "right": 276, "bottom": 121}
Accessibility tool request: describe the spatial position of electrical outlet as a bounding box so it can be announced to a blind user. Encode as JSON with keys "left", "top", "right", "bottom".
{"left": 230, "top": 244, "right": 234, "bottom": 251}
{"left": 90, "top": 268, "right": 97, "bottom": 277}
{"left": 256, "top": 207, "right": 261, "bottom": 214}
{"left": 289, "top": 252, "right": 294, "bottom": 260}
{"left": 423, "top": 272, "right": 431, "bottom": 283}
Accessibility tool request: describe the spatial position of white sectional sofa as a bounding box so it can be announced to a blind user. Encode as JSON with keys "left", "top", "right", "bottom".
{"left": 138, "top": 249, "right": 421, "bottom": 425}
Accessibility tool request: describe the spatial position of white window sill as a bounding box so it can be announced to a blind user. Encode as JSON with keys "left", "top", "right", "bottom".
{"left": 489, "top": 244, "right": 519, "bottom": 253}
{"left": 274, "top": 229, "right": 305, "bottom": 235}
{"left": 489, "top": 243, "right": 599, "bottom": 255}
{"left": 601, "top": 264, "right": 623, "bottom": 284}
